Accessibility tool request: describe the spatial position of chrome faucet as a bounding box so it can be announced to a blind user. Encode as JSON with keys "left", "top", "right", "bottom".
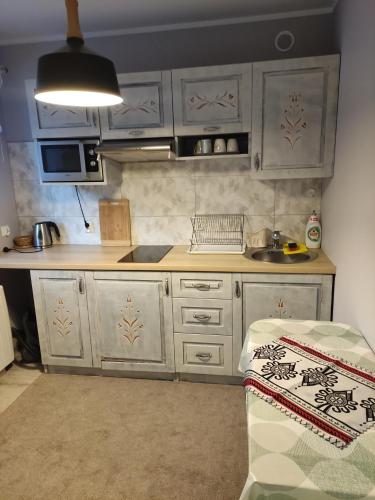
{"left": 271, "top": 230, "right": 282, "bottom": 249}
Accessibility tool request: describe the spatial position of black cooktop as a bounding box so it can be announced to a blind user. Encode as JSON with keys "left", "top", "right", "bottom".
{"left": 118, "top": 245, "right": 173, "bottom": 263}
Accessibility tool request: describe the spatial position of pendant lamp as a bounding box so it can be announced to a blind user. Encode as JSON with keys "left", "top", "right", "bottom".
{"left": 35, "top": 0, "right": 123, "bottom": 107}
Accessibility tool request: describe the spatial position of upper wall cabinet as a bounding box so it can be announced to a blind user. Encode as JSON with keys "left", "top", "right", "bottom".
{"left": 25, "top": 80, "right": 100, "bottom": 139}
{"left": 250, "top": 55, "right": 340, "bottom": 179}
{"left": 172, "top": 63, "right": 252, "bottom": 136}
{"left": 99, "top": 71, "right": 174, "bottom": 140}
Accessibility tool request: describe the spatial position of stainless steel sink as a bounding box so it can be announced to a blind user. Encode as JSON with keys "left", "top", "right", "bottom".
{"left": 248, "top": 248, "right": 317, "bottom": 264}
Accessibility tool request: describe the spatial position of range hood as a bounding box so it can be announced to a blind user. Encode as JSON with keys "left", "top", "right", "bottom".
{"left": 96, "top": 139, "right": 175, "bottom": 162}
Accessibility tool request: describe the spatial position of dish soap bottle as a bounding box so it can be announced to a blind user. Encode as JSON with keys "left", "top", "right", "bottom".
{"left": 305, "top": 211, "right": 321, "bottom": 249}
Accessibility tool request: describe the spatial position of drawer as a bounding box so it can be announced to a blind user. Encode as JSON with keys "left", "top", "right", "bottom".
{"left": 173, "top": 298, "right": 232, "bottom": 335}
{"left": 172, "top": 273, "right": 232, "bottom": 299}
{"left": 174, "top": 334, "right": 232, "bottom": 375}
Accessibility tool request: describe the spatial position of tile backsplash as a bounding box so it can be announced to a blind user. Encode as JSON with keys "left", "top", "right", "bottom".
{"left": 8, "top": 142, "right": 321, "bottom": 245}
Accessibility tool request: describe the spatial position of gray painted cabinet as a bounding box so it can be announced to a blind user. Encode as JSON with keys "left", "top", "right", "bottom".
{"left": 30, "top": 270, "right": 93, "bottom": 367}
{"left": 99, "top": 71, "right": 174, "bottom": 139}
{"left": 172, "top": 63, "right": 252, "bottom": 135}
{"left": 232, "top": 273, "right": 333, "bottom": 375}
{"left": 251, "top": 55, "right": 339, "bottom": 179}
{"left": 86, "top": 271, "right": 174, "bottom": 373}
{"left": 30, "top": 270, "right": 333, "bottom": 382}
{"left": 25, "top": 80, "right": 100, "bottom": 139}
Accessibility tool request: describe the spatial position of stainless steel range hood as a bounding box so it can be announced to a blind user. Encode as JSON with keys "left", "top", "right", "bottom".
{"left": 96, "top": 139, "right": 175, "bottom": 163}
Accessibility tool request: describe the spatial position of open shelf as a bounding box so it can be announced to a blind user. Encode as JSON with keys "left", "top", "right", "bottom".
{"left": 176, "top": 133, "right": 249, "bottom": 160}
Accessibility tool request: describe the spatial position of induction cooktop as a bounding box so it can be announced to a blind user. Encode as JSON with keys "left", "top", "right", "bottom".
{"left": 118, "top": 245, "right": 173, "bottom": 263}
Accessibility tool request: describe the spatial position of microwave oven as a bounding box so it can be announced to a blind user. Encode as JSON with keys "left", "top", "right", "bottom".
{"left": 36, "top": 139, "right": 104, "bottom": 183}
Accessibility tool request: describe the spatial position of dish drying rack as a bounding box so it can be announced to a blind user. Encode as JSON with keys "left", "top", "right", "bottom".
{"left": 188, "top": 214, "right": 246, "bottom": 254}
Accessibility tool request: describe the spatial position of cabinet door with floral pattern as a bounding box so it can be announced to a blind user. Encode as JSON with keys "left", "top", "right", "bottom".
{"left": 86, "top": 271, "right": 174, "bottom": 373}
{"left": 172, "top": 63, "right": 252, "bottom": 136}
{"left": 99, "top": 71, "right": 174, "bottom": 139}
{"left": 25, "top": 80, "right": 100, "bottom": 139}
{"left": 31, "top": 270, "right": 93, "bottom": 367}
{"left": 251, "top": 55, "right": 339, "bottom": 179}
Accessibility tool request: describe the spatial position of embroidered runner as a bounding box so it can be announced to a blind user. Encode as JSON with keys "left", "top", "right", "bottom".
{"left": 243, "top": 336, "right": 375, "bottom": 448}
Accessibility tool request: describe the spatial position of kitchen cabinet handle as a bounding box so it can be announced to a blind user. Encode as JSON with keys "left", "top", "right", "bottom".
{"left": 79, "top": 278, "right": 85, "bottom": 294}
{"left": 192, "top": 283, "right": 211, "bottom": 291}
{"left": 203, "top": 126, "right": 221, "bottom": 132}
{"left": 92, "top": 112, "right": 97, "bottom": 127}
{"left": 254, "top": 152, "right": 261, "bottom": 171}
{"left": 193, "top": 313, "right": 212, "bottom": 322}
{"left": 128, "top": 130, "right": 144, "bottom": 136}
{"left": 165, "top": 278, "right": 169, "bottom": 296}
{"left": 235, "top": 281, "right": 241, "bottom": 298}
{"left": 196, "top": 352, "right": 212, "bottom": 361}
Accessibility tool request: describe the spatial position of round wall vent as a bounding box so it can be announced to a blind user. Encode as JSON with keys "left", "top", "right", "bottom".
{"left": 274, "top": 30, "right": 295, "bottom": 52}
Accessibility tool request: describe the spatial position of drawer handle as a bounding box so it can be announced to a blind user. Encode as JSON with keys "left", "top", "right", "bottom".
{"left": 203, "top": 126, "right": 221, "bottom": 132}
{"left": 196, "top": 352, "right": 212, "bottom": 361}
{"left": 128, "top": 130, "right": 145, "bottom": 136}
{"left": 192, "top": 283, "right": 211, "bottom": 291}
{"left": 78, "top": 278, "right": 85, "bottom": 294}
{"left": 193, "top": 313, "right": 212, "bottom": 322}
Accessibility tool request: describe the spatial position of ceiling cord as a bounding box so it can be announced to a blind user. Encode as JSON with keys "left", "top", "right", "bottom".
{"left": 75, "top": 186, "right": 90, "bottom": 229}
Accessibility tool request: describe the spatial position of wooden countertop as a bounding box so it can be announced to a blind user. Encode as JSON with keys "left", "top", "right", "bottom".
{"left": 0, "top": 245, "right": 336, "bottom": 274}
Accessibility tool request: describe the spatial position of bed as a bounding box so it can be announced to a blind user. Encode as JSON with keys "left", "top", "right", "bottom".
{"left": 238, "top": 319, "right": 375, "bottom": 500}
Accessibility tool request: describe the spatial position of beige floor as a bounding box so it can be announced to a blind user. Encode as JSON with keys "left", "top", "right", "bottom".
{"left": 0, "top": 374, "right": 248, "bottom": 500}
{"left": 0, "top": 363, "right": 41, "bottom": 413}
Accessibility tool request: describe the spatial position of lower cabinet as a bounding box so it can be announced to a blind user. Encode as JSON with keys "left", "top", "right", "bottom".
{"left": 232, "top": 273, "right": 333, "bottom": 375}
{"left": 30, "top": 270, "right": 93, "bottom": 367}
{"left": 86, "top": 271, "right": 175, "bottom": 373}
{"left": 31, "top": 270, "right": 333, "bottom": 380}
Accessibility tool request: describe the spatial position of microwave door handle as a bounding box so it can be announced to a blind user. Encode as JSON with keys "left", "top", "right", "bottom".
{"left": 79, "top": 142, "right": 88, "bottom": 179}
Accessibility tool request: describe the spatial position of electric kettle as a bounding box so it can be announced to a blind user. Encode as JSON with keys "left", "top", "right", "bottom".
{"left": 33, "top": 221, "right": 60, "bottom": 248}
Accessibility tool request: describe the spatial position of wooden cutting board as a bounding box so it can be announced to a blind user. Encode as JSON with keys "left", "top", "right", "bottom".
{"left": 99, "top": 199, "right": 131, "bottom": 246}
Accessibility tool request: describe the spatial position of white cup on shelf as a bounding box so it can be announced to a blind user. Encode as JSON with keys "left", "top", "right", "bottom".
{"left": 214, "top": 138, "right": 226, "bottom": 154}
{"left": 227, "top": 138, "right": 239, "bottom": 153}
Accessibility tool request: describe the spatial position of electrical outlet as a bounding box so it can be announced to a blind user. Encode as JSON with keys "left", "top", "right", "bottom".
{"left": 0, "top": 225, "right": 10, "bottom": 237}
{"left": 85, "top": 221, "right": 95, "bottom": 233}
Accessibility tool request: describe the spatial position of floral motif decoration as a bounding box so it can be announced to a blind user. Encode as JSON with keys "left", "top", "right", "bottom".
{"left": 270, "top": 299, "right": 292, "bottom": 320}
{"left": 360, "top": 398, "right": 375, "bottom": 422}
{"left": 112, "top": 99, "right": 158, "bottom": 115}
{"left": 52, "top": 298, "right": 73, "bottom": 337}
{"left": 261, "top": 361, "right": 298, "bottom": 381}
{"left": 117, "top": 296, "right": 144, "bottom": 345}
{"left": 188, "top": 91, "right": 236, "bottom": 111}
{"left": 315, "top": 388, "right": 358, "bottom": 414}
{"left": 253, "top": 344, "right": 286, "bottom": 361}
{"left": 301, "top": 366, "right": 338, "bottom": 387}
{"left": 280, "top": 92, "right": 307, "bottom": 149}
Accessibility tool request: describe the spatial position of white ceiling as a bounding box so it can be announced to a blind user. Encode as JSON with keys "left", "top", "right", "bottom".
{"left": 0, "top": 0, "right": 337, "bottom": 46}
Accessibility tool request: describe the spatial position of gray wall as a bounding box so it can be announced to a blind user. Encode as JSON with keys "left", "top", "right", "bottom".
{"left": 0, "top": 14, "right": 334, "bottom": 142}
{"left": 322, "top": 0, "right": 375, "bottom": 348}
{"left": 0, "top": 113, "right": 19, "bottom": 247}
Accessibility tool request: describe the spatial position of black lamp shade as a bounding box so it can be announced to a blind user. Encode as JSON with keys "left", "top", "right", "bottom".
{"left": 35, "top": 38, "right": 122, "bottom": 107}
